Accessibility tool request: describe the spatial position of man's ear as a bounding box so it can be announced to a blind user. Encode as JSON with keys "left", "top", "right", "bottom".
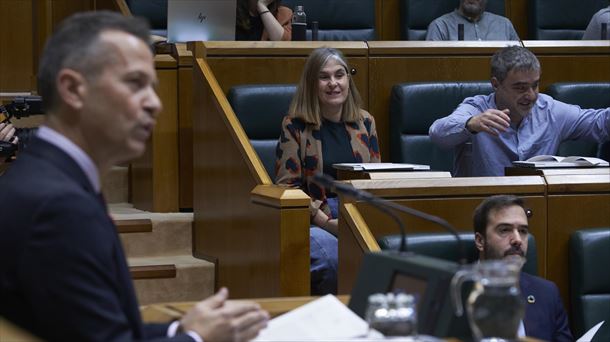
{"left": 474, "top": 232, "right": 485, "bottom": 253}
{"left": 56, "top": 69, "right": 87, "bottom": 111}
{"left": 491, "top": 77, "right": 500, "bottom": 90}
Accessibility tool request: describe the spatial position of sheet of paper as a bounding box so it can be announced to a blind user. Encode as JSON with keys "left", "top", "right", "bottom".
{"left": 577, "top": 321, "right": 604, "bottom": 342}
{"left": 253, "top": 295, "right": 369, "bottom": 341}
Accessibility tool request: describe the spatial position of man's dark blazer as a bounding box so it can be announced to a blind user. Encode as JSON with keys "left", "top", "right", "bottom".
{"left": 521, "top": 272, "right": 574, "bottom": 342}
{"left": 0, "top": 137, "right": 191, "bottom": 341}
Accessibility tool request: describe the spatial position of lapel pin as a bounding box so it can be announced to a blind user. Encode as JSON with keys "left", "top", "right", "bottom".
{"left": 527, "top": 295, "right": 535, "bottom": 304}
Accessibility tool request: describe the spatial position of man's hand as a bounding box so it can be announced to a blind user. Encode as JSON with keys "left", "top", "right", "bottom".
{"left": 466, "top": 109, "right": 511, "bottom": 136}
{"left": 180, "top": 288, "right": 269, "bottom": 342}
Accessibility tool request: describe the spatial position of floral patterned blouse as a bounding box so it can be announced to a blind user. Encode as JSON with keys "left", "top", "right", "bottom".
{"left": 275, "top": 110, "right": 381, "bottom": 218}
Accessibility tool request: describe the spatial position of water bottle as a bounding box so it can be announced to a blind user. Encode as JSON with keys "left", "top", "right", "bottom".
{"left": 291, "top": 5, "right": 307, "bottom": 41}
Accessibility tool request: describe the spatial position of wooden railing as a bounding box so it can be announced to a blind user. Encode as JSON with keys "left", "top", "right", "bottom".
{"left": 191, "top": 49, "right": 311, "bottom": 298}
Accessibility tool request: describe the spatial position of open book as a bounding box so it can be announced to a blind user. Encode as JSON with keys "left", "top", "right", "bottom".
{"left": 333, "top": 162, "right": 430, "bottom": 171}
{"left": 512, "top": 155, "right": 609, "bottom": 168}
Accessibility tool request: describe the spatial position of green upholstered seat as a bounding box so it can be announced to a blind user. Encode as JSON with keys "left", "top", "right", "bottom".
{"left": 378, "top": 232, "right": 538, "bottom": 276}
{"left": 528, "top": 0, "right": 610, "bottom": 39}
{"left": 227, "top": 84, "right": 296, "bottom": 180}
{"left": 389, "top": 82, "right": 493, "bottom": 172}
{"left": 282, "top": 0, "right": 376, "bottom": 41}
{"left": 398, "top": 0, "right": 506, "bottom": 40}
{"left": 546, "top": 82, "right": 610, "bottom": 160}
{"left": 569, "top": 228, "right": 610, "bottom": 341}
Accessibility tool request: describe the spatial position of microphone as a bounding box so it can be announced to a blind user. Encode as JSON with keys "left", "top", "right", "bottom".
{"left": 314, "top": 173, "right": 467, "bottom": 263}
{"left": 457, "top": 23, "right": 464, "bottom": 41}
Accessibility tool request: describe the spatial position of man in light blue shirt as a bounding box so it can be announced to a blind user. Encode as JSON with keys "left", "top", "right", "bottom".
{"left": 426, "top": 0, "right": 519, "bottom": 41}
{"left": 582, "top": 6, "right": 610, "bottom": 40}
{"left": 429, "top": 45, "right": 610, "bottom": 177}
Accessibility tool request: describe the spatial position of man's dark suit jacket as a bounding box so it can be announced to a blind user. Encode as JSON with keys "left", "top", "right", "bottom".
{"left": 0, "top": 137, "right": 191, "bottom": 341}
{"left": 521, "top": 272, "right": 574, "bottom": 342}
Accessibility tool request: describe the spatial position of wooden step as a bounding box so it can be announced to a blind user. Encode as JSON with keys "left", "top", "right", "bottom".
{"left": 130, "top": 264, "right": 176, "bottom": 280}
{"left": 109, "top": 204, "right": 193, "bottom": 258}
{"left": 115, "top": 218, "right": 153, "bottom": 234}
{"left": 128, "top": 255, "right": 215, "bottom": 305}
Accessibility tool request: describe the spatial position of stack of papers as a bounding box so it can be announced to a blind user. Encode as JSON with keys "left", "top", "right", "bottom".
{"left": 253, "top": 295, "right": 369, "bottom": 341}
{"left": 512, "top": 155, "right": 609, "bottom": 168}
{"left": 253, "top": 295, "right": 442, "bottom": 341}
{"left": 333, "top": 163, "right": 431, "bottom": 171}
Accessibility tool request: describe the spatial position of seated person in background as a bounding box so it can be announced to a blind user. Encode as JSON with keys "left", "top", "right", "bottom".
{"left": 236, "top": 0, "right": 292, "bottom": 41}
{"left": 429, "top": 45, "right": 610, "bottom": 177}
{"left": 0, "top": 11, "right": 268, "bottom": 341}
{"left": 426, "top": 0, "right": 519, "bottom": 41}
{"left": 0, "top": 122, "right": 18, "bottom": 167}
{"left": 582, "top": 5, "right": 610, "bottom": 40}
{"left": 276, "top": 47, "right": 380, "bottom": 295}
{"left": 473, "top": 195, "right": 573, "bottom": 341}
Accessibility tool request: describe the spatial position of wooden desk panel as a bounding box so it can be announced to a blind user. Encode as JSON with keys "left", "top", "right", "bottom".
{"left": 131, "top": 56, "right": 180, "bottom": 212}
{"left": 195, "top": 41, "right": 370, "bottom": 109}
{"left": 545, "top": 174, "right": 610, "bottom": 318}
{"left": 0, "top": 0, "right": 34, "bottom": 92}
{"left": 176, "top": 44, "right": 195, "bottom": 210}
{"left": 140, "top": 295, "right": 351, "bottom": 323}
{"left": 338, "top": 176, "right": 547, "bottom": 294}
{"left": 192, "top": 56, "right": 310, "bottom": 298}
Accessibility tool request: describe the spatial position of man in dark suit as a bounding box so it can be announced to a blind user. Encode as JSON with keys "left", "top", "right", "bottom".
{"left": 473, "top": 195, "right": 574, "bottom": 342}
{"left": 0, "top": 11, "right": 268, "bottom": 341}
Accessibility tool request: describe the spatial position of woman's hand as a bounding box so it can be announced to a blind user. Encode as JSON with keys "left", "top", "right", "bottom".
{"left": 257, "top": 0, "right": 275, "bottom": 8}
{"left": 256, "top": 0, "right": 287, "bottom": 41}
{"left": 0, "top": 122, "right": 17, "bottom": 143}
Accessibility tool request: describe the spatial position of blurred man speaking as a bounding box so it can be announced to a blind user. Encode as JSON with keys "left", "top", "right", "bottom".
{"left": 0, "top": 11, "right": 267, "bottom": 341}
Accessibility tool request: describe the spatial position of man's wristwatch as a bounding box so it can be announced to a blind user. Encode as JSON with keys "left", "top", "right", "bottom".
{"left": 465, "top": 117, "right": 477, "bottom": 134}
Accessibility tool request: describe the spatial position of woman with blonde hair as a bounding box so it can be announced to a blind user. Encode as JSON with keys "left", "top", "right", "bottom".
{"left": 276, "top": 47, "right": 380, "bottom": 294}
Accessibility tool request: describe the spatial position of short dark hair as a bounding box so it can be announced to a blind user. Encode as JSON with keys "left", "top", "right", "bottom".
{"left": 491, "top": 45, "right": 540, "bottom": 83}
{"left": 37, "top": 11, "right": 151, "bottom": 111}
{"left": 473, "top": 195, "right": 526, "bottom": 237}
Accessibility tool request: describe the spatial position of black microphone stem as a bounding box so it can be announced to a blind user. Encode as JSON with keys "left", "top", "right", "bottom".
{"left": 314, "top": 173, "right": 467, "bottom": 264}
{"left": 373, "top": 197, "right": 467, "bottom": 265}
{"left": 362, "top": 197, "right": 408, "bottom": 253}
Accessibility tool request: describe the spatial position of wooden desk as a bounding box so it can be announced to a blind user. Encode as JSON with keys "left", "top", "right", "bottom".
{"left": 141, "top": 295, "right": 351, "bottom": 323}
{"left": 194, "top": 41, "right": 369, "bottom": 107}
{"left": 544, "top": 173, "right": 610, "bottom": 314}
{"left": 130, "top": 55, "right": 180, "bottom": 212}
{"left": 191, "top": 52, "right": 311, "bottom": 298}
{"left": 338, "top": 176, "right": 547, "bottom": 294}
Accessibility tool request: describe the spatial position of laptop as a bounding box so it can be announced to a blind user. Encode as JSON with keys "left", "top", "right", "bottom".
{"left": 167, "top": 0, "right": 236, "bottom": 43}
